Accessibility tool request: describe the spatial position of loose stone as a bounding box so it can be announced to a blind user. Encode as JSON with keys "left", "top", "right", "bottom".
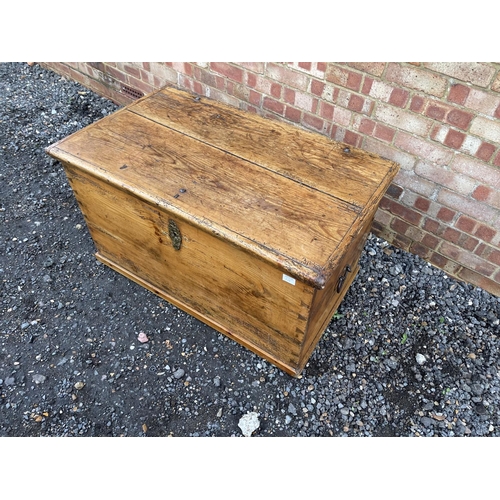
{"left": 32, "top": 374, "right": 46, "bottom": 384}
{"left": 416, "top": 353, "right": 426, "bottom": 365}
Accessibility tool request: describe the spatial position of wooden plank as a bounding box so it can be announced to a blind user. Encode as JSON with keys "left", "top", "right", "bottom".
{"left": 128, "top": 87, "right": 400, "bottom": 209}
{"left": 298, "top": 214, "right": 376, "bottom": 369}
{"left": 48, "top": 110, "right": 361, "bottom": 288}
{"left": 64, "top": 164, "right": 314, "bottom": 371}
{"left": 95, "top": 253, "right": 305, "bottom": 377}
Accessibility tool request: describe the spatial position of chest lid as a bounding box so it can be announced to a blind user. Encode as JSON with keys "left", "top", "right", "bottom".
{"left": 46, "top": 87, "right": 399, "bottom": 289}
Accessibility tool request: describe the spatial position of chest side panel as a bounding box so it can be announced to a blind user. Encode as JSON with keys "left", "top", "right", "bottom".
{"left": 63, "top": 163, "right": 314, "bottom": 372}
{"left": 298, "top": 213, "right": 377, "bottom": 370}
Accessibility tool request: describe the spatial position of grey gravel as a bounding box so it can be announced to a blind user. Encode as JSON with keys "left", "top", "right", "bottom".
{"left": 1, "top": 62, "right": 500, "bottom": 437}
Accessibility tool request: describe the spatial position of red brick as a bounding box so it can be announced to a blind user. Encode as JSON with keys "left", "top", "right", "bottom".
{"left": 210, "top": 62, "right": 243, "bottom": 83}
{"left": 124, "top": 64, "right": 142, "bottom": 79}
{"left": 422, "top": 233, "right": 439, "bottom": 249}
{"left": 391, "top": 201, "right": 422, "bottom": 225}
{"left": 441, "top": 242, "right": 496, "bottom": 275}
{"left": 474, "top": 224, "right": 496, "bottom": 243}
{"left": 446, "top": 109, "right": 473, "bottom": 130}
{"left": 192, "top": 80, "right": 203, "bottom": 95}
{"left": 311, "top": 79, "right": 325, "bottom": 96}
{"left": 359, "top": 118, "right": 375, "bottom": 135}
{"left": 495, "top": 104, "right": 500, "bottom": 119}
{"left": 430, "top": 252, "right": 449, "bottom": 268}
{"left": 270, "top": 82, "right": 282, "bottom": 99}
{"left": 475, "top": 243, "right": 487, "bottom": 256}
{"left": 194, "top": 67, "right": 224, "bottom": 89}
{"left": 414, "top": 196, "right": 431, "bottom": 212}
{"left": 488, "top": 249, "right": 500, "bottom": 266}
{"left": 411, "top": 242, "right": 432, "bottom": 259}
{"left": 475, "top": 143, "right": 496, "bottom": 161}
{"left": 246, "top": 72, "right": 257, "bottom": 87}
{"left": 386, "top": 184, "right": 404, "bottom": 200}
{"left": 348, "top": 94, "right": 364, "bottom": 112}
{"left": 460, "top": 234, "right": 479, "bottom": 252}
{"left": 424, "top": 218, "right": 441, "bottom": 235}
{"left": 374, "top": 208, "right": 393, "bottom": 226}
{"left": 242, "top": 102, "right": 257, "bottom": 113}
{"left": 394, "top": 233, "right": 412, "bottom": 251}
{"left": 298, "top": 62, "right": 312, "bottom": 71}
{"left": 448, "top": 84, "right": 470, "bottom": 105}
{"left": 263, "top": 97, "right": 284, "bottom": 115}
{"left": 430, "top": 124, "right": 442, "bottom": 141}
{"left": 456, "top": 215, "right": 477, "bottom": 234}
{"left": 319, "top": 101, "right": 334, "bottom": 120}
{"left": 436, "top": 207, "right": 455, "bottom": 222}
{"left": 284, "top": 87, "right": 295, "bottom": 104}
{"left": 303, "top": 113, "right": 324, "bottom": 131}
{"left": 373, "top": 123, "right": 396, "bottom": 142}
{"left": 410, "top": 96, "right": 425, "bottom": 113}
{"left": 329, "top": 125, "right": 338, "bottom": 140}
{"left": 444, "top": 129, "right": 466, "bottom": 149}
{"left": 88, "top": 62, "right": 105, "bottom": 73}
{"left": 426, "top": 104, "right": 447, "bottom": 120}
{"left": 127, "top": 75, "right": 153, "bottom": 95}
{"left": 443, "top": 227, "right": 461, "bottom": 244}
{"left": 389, "top": 88, "right": 409, "bottom": 108}
{"left": 106, "top": 65, "right": 128, "bottom": 84}
{"left": 343, "top": 130, "right": 361, "bottom": 147}
{"left": 285, "top": 106, "right": 301, "bottom": 123}
{"left": 391, "top": 217, "right": 410, "bottom": 234}
{"left": 361, "top": 77, "right": 373, "bottom": 95}
{"left": 472, "top": 185, "right": 492, "bottom": 202}
{"left": 495, "top": 151, "right": 500, "bottom": 167}
{"left": 326, "top": 65, "right": 362, "bottom": 91}
{"left": 249, "top": 90, "right": 262, "bottom": 106}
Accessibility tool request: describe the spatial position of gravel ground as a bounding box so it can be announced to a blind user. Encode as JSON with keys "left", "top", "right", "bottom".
{"left": 1, "top": 62, "right": 500, "bottom": 438}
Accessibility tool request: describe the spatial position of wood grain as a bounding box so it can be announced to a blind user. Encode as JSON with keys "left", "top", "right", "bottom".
{"left": 47, "top": 86, "right": 400, "bottom": 377}
{"left": 128, "top": 88, "right": 399, "bottom": 209}
{"left": 64, "top": 163, "right": 314, "bottom": 373}
{"left": 48, "top": 109, "right": 362, "bottom": 288}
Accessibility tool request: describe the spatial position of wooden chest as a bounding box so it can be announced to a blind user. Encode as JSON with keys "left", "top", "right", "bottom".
{"left": 46, "top": 87, "right": 399, "bottom": 377}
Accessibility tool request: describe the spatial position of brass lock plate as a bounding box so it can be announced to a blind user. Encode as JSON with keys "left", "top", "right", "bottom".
{"left": 168, "top": 219, "right": 182, "bottom": 250}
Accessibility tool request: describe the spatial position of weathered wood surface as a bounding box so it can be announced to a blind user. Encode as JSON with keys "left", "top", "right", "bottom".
{"left": 47, "top": 88, "right": 398, "bottom": 288}
{"left": 129, "top": 88, "right": 397, "bottom": 210}
{"left": 64, "top": 163, "right": 314, "bottom": 374}
{"left": 47, "top": 86, "right": 400, "bottom": 376}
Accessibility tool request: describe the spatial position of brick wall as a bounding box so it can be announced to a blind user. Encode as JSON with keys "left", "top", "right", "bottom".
{"left": 40, "top": 62, "right": 500, "bottom": 297}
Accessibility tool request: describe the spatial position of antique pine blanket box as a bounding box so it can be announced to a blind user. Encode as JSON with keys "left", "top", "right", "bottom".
{"left": 46, "top": 86, "right": 399, "bottom": 377}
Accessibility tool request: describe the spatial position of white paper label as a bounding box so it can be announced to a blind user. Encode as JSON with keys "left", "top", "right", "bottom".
{"left": 282, "top": 274, "right": 296, "bottom": 286}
